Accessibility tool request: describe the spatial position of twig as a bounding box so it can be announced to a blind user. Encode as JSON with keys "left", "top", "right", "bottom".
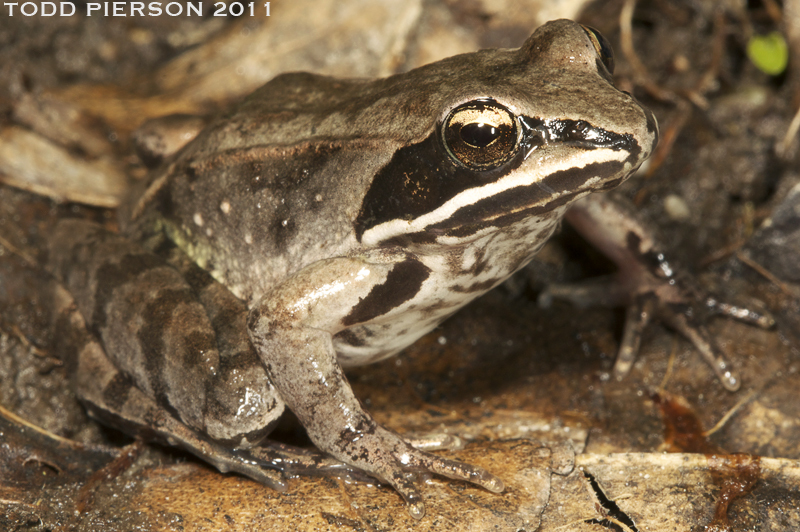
{"left": 736, "top": 251, "right": 798, "bottom": 298}
{"left": 776, "top": 104, "right": 800, "bottom": 158}
{"left": 0, "top": 403, "right": 76, "bottom": 445}
{"left": 704, "top": 390, "right": 757, "bottom": 437}
{"left": 619, "top": 0, "right": 677, "bottom": 103}
{"left": 658, "top": 337, "right": 679, "bottom": 391}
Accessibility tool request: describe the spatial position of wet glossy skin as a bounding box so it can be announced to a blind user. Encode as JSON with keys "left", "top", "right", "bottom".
{"left": 49, "top": 19, "right": 657, "bottom": 518}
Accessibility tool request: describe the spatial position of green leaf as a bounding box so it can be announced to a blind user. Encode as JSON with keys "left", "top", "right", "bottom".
{"left": 747, "top": 32, "right": 789, "bottom": 76}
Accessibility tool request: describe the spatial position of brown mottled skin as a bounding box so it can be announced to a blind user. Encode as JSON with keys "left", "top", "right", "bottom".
{"left": 48, "top": 20, "right": 671, "bottom": 519}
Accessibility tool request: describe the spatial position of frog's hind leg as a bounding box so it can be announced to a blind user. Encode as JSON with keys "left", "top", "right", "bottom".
{"left": 51, "top": 277, "right": 288, "bottom": 490}
{"left": 49, "top": 220, "right": 372, "bottom": 487}
{"left": 48, "top": 220, "right": 297, "bottom": 484}
{"left": 551, "top": 194, "right": 775, "bottom": 391}
{"left": 54, "top": 273, "right": 365, "bottom": 487}
{"left": 149, "top": 237, "right": 379, "bottom": 480}
{"left": 49, "top": 219, "right": 286, "bottom": 439}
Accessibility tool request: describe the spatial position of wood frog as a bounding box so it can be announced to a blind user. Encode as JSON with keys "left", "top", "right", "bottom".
{"left": 47, "top": 19, "right": 754, "bottom": 518}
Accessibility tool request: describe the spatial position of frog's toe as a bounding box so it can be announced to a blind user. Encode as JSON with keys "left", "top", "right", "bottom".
{"left": 386, "top": 473, "right": 426, "bottom": 519}
{"left": 658, "top": 304, "right": 741, "bottom": 391}
{"left": 247, "top": 442, "right": 376, "bottom": 483}
{"left": 539, "top": 270, "right": 767, "bottom": 391}
{"left": 374, "top": 448, "right": 502, "bottom": 519}
{"left": 704, "top": 296, "right": 776, "bottom": 329}
{"left": 609, "top": 288, "right": 744, "bottom": 390}
{"left": 327, "top": 425, "right": 503, "bottom": 518}
{"left": 419, "top": 453, "right": 505, "bottom": 493}
{"left": 405, "top": 432, "right": 466, "bottom": 451}
{"left": 219, "top": 451, "right": 288, "bottom": 491}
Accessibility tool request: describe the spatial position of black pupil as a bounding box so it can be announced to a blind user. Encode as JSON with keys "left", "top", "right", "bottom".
{"left": 460, "top": 122, "right": 500, "bottom": 148}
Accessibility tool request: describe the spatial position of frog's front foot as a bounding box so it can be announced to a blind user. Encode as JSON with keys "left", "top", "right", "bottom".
{"left": 319, "top": 422, "right": 504, "bottom": 519}
{"left": 264, "top": 351, "right": 504, "bottom": 519}
{"left": 548, "top": 194, "right": 775, "bottom": 391}
{"left": 248, "top": 425, "right": 501, "bottom": 518}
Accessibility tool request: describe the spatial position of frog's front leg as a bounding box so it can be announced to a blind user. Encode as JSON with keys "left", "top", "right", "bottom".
{"left": 248, "top": 254, "right": 504, "bottom": 519}
{"left": 547, "top": 193, "right": 774, "bottom": 390}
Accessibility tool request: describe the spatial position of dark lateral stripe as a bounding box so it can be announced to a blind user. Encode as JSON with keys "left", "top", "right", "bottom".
{"left": 354, "top": 119, "right": 638, "bottom": 241}
{"left": 342, "top": 258, "right": 431, "bottom": 326}
{"left": 354, "top": 134, "right": 514, "bottom": 241}
{"left": 426, "top": 160, "right": 626, "bottom": 235}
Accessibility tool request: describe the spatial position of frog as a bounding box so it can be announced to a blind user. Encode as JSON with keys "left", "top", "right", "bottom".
{"left": 46, "top": 19, "right": 743, "bottom": 518}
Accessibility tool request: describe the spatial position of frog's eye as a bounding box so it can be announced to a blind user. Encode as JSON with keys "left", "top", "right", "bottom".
{"left": 580, "top": 25, "right": 615, "bottom": 75}
{"left": 443, "top": 100, "right": 519, "bottom": 170}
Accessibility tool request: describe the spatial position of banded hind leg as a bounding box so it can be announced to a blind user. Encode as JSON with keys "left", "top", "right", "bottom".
{"left": 48, "top": 219, "right": 291, "bottom": 485}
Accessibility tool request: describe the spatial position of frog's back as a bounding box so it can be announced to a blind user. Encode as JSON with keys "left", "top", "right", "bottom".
{"left": 125, "top": 106, "right": 387, "bottom": 304}
{"left": 124, "top": 60, "right": 516, "bottom": 304}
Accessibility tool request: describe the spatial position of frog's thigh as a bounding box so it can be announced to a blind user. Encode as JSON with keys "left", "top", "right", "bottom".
{"left": 53, "top": 283, "right": 285, "bottom": 488}
{"left": 157, "top": 240, "right": 287, "bottom": 445}
{"left": 49, "top": 219, "right": 282, "bottom": 444}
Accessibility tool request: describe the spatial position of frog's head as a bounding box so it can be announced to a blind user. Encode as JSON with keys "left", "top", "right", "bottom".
{"left": 355, "top": 19, "right": 658, "bottom": 248}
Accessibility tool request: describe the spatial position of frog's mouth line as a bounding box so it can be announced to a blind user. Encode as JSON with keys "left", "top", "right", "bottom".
{"left": 358, "top": 113, "right": 648, "bottom": 248}
{"left": 425, "top": 121, "right": 643, "bottom": 238}
{"left": 363, "top": 153, "right": 635, "bottom": 248}
{"left": 424, "top": 159, "right": 629, "bottom": 238}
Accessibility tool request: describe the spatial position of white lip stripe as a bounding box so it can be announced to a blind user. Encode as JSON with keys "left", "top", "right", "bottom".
{"left": 362, "top": 146, "right": 630, "bottom": 246}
